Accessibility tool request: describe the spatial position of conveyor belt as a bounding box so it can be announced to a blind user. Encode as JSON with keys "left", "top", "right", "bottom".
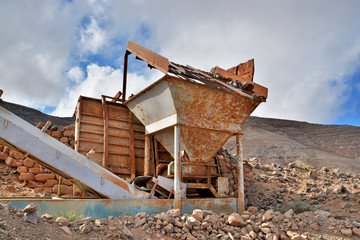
{"left": 0, "top": 106, "right": 148, "bottom": 199}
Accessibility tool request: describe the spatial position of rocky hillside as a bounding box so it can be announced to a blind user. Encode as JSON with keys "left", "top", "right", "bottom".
{"left": 0, "top": 159, "right": 359, "bottom": 239}
{"left": 225, "top": 117, "right": 360, "bottom": 173}
{"left": 0, "top": 101, "right": 74, "bottom": 126}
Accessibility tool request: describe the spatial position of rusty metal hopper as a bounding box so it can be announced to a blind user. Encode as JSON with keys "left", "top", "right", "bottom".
{"left": 123, "top": 40, "right": 267, "bottom": 164}
{"left": 125, "top": 75, "right": 261, "bottom": 163}
{"left": 122, "top": 40, "right": 267, "bottom": 211}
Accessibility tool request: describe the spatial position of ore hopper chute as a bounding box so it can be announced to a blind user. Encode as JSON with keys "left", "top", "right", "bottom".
{"left": 122, "top": 40, "right": 268, "bottom": 211}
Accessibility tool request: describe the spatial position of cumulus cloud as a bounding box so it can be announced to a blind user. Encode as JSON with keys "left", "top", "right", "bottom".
{"left": 67, "top": 67, "right": 85, "bottom": 84}
{"left": 51, "top": 63, "right": 159, "bottom": 116}
{"left": 78, "top": 16, "right": 107, "bottom": 55}
{"left": 1, "top": 0, "right": 360, "bottom": 125}
{"left": 0, "top": 1, "right": 88, "bottom": 108}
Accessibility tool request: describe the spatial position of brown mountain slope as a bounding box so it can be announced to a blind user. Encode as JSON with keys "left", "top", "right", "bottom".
{"left": 225, "top": 117, "right": 360, "bottom": 173}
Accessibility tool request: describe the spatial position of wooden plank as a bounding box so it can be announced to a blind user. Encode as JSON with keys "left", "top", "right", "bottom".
{"left": 80, "top": 120, "right": 103, "bottom": 127}
{"left": 108, "top": 116, "right": 130, "bottom": 122}
{"left": 79, "top": 138, "right": 103, "bottom": 144}
{"left": 107, "top": 167, "right": 131, "bottom": 175}
{"left": 81, "top": 98, "right": 103, "bottom": 115}
{"left": 108, "top": 145, "right": 129, "bottom": 154}
{"left": 129, "top": 112, "right": 136, "bottom": 179}
{"left": 81, "top": 112, "right": 103, "bottom": 118}
{"left": 82, "top": 115, "right": 104, "bottom": 125}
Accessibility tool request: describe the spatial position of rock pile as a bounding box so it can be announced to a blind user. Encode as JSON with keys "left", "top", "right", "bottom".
{"left": 214, "top": 149, "right": 253, "bottom": 200}
{"left": 1, "top": 202, "right": 360, "bottom": 239}
{"left": 0, "top": 122, "right": 75, "bottom": 195}
{"left": 35, "top": 122, "right": 75, "bottom": 148}
{"left": 246, "top": 160, "right": 360, "bottom": 212}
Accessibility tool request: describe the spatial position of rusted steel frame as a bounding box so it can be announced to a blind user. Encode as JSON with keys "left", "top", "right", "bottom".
{"left": 122, "top": 50, "right": 130, "bottom": 102}
{"left": 181, "top": 162, "right": 218, "bottom": 167}
{"left": 209, "top": 185, "right": 220, "bottom": 198}
{"left": 168, "top": 188, "right": 174, "bottom": 199}
{"left": 207, "top": 164, "right": 210, "bottom": 187}
{"left": 227, "top": 59, "right": 254, "bottom": 82}
{"left": 236, "top": 132, "right": 245, "bottom": 213}
{"left": 126, "top": 40, "right": 169, "bottom": 74}
{"left": 211, "top": 66, "right": 268, "bottom": 99}
{"left": 57, "top": 176, "right": 62, "bottom": 197}
{"left": 216, "top": 155, "right": 221, "bottom": 177}
{"left": 101, "top": 95, "right": 109, "bottom": 169}
{"left": 110, "top": 91, "right": 122, "bottom": 103}
{"left": 174, "top": 125, "right": 182, "bottom": 211}
{"left": 154, "top": 138, "right": 159, "bottom": 172}
{"left": 144, "top": 134, "right": 151, "bottom": 176}
{"left": 129, "top": 111, "right": 136, "bottom": 179}
{"left": 147, "top": 179, "right": 159, "bottom": 199}
{"left": 186, "top": 183, "right": 209, "bottom": 189}
{"left": 182, "top": 64, "right": 259, "bottom": 102}
{"left": 102, "top": 94, "right": 123, "bottom": 103}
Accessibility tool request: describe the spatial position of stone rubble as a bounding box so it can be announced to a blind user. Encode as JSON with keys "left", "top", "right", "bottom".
{"left": 0, "top": 122, "right": 76, "bottom": 196}
{"left": 0, "top": 121, "right": 359, "bottom": 239}
{"left": 0, "top": 199, "right": 358, "bottom": 239}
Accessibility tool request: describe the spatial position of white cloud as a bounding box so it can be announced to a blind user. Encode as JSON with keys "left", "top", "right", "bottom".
{"left": 51, "top": 63, "right": 159, "bottom": 116}
{"left": 68, "top": 67, "right": 85, "bottom": 84}
{"left": 136, "top": 0, "right": 360, "bottom": 123}
{"left": 78, "top": 16, "right": 107, "bottom": 55}
{"left": 1, "top": 0, "right": 360, "bottom": 125}
{"left": 0, "top": 1, "right": 89, "bottom": 108}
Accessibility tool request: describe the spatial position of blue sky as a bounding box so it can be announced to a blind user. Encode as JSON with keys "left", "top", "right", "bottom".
{"left": 0, "top": 0, "right": 360, "bottom": 127}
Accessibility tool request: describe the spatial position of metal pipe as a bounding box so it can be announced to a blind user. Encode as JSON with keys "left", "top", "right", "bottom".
{"left": 174, "top": 125, "right": 182, "bottom": 211}
{"left": 144, "top": 135, "right": 151, "bottom": 176}
{"left": 236, "top": 132, "right": 245, "bottom": 213}
{"left": 122, "top": 51, "right": 130, "bottom": 102}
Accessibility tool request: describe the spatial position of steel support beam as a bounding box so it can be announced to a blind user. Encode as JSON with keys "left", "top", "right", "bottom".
{"left": 174, "top": 125, "right": 182, "bottom": 211}
{"left": 236, "top": 132, "right": 245, "bottom": 213}
{"left": 144, "top": 135, "right": 151, "bottom": 176}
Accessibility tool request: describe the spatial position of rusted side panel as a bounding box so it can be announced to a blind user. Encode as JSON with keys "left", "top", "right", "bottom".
{"left": 227, "top": 59, "right": 255, "bottom": 82}
{"left": 168, "top": 76, "right": 260, "bottom": 132}
{"left": 210, "top": 66, "right": 268, "bottom": 100}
